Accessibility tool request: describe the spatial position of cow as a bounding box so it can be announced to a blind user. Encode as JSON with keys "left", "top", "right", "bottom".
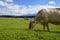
{"left": 29, "top": 8, "right": 60, "bottom": 31}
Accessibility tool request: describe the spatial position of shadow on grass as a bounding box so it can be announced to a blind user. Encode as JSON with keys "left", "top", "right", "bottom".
{"left": 34, "top": 30, "right": 48, "bottom": 32}
{"left": 22, "top": 29, "right": 28, "bottom": 30}
{"left": 23, "top": 29, "right": 60, "bottom": 33}
{"left": 49, "top": 31, "right": 60, "bottom": 33}
{"left": 34, "top": 30, "right": 43, "bottom": 32}
{"left": 34, "top": 30, "right": 60, "bottom": 33}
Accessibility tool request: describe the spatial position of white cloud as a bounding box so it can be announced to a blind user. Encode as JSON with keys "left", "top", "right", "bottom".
{"left": 48, "top": 1, "right": 56, "bottom": 5}
{"left": 5, "top": 0, "right": 13, "bottom": 2}
{"left": 0, "top": 1, "right": 9, "bottom": 6}
{"left": 0, "top": 4, "right": 55, "bottom": 16}
{"left": 0, "top": 0, "right": 59, "bottom": 16}
{"left": 0, "top": 1, "right": 5, "bottom": 6}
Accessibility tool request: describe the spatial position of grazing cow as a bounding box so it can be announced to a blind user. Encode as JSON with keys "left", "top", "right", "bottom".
{"left": 29, "top": 8, "right": 60, "bottom": 31}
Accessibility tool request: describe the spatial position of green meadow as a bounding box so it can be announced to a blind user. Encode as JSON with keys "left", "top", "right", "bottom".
{"left": 0, "top": 17, "right": 60, "bottom": 40}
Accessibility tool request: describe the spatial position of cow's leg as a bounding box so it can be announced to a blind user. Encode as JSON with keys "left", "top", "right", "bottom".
{"left": 46, "top": 23, "right": 50, "bottom": 31}
{"left": 43, "top": 24, "right": 45, "bottom": 31}
{"left": 42, "top": 22, "right": 46, "bottom": 31}
{"left": 43, "top": 22, "right": 50, "bottom": 31}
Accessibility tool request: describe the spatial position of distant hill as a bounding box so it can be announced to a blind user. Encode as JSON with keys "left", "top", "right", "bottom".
{"left": 22, "top": 13, "right": 37, "bottom": 16}
{"left": 0, "top": 15, "right": 35, "bottom": 18}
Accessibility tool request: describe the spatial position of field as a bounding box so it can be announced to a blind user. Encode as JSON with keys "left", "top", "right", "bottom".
{"left": 0, "top": 17, "right": 60, "bottom": 40}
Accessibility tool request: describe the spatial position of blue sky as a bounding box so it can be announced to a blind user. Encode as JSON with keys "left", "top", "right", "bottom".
{"left": 0, "top": 0, "right": 60, "bottom": 16}
{"left": 10, "top": 0, "right": 60, "bottom": 6}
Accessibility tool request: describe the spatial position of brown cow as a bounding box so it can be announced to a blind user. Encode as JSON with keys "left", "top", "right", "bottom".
{"left": 29, "top": 8, "right": 60, "bottom": 31}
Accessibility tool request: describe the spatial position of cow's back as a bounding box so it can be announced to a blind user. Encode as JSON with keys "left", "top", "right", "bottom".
{"left": 46, "top": 8, "right": 60, "bottom": 24}
{"left": 34, "top": 8, "right": 60, "bottom": 24}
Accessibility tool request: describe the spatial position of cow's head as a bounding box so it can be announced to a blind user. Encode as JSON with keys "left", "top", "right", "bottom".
{"left": 29, "top": 19, "right": 36, "bottom": 30}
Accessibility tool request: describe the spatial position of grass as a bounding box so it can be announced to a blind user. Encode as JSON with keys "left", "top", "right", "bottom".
{"left": 0, "top": 17, "right": 60, "bottom": 40}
